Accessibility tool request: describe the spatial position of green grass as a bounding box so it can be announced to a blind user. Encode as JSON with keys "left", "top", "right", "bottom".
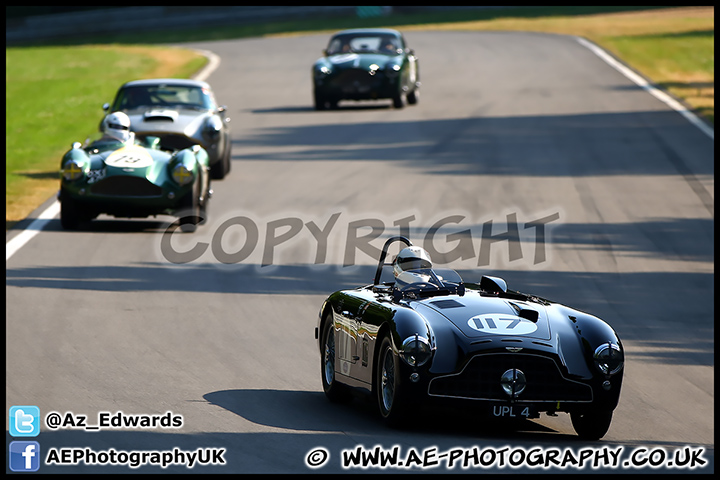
{"left": 601, "top": 30, "right": 714, "bottom": 124}
{"left": 6, "top": 46, "right": 156, "bottom": 173}
{"left": 5, "top": 6, "right": 714, "bottom": 229}
{"left": 7, "top": 7, "right": 670, "bottom": 46}
{"left": 5, "top": 45, "right": 205, "bottom": 227}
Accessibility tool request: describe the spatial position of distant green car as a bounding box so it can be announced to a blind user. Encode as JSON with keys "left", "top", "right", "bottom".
{"left": 59, "top": 135, "right": 211, "bottom": 231}
{"left": 312, "top": 28, "right": 420, "bottom": 110}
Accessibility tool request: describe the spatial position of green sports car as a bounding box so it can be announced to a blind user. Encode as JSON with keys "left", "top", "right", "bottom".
{"left": 59, "top": 133, "right": 211, "bottom": 232}
{"left": 312, "top": 28, "right": 420, "bottom": 110}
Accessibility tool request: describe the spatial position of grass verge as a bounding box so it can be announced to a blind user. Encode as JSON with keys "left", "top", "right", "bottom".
{"left": 6, "top": 46, "right": 206, "bottom": 229}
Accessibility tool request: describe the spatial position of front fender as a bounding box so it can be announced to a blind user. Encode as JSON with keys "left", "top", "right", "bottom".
{"left": 387, "top": 305, "right": 434, "bottom": 353}
{"left": 554, "top": 305, "right": 623, "bottom": 360}
{"left": 387, "top": 303, "right": 470, "bottom": 376}
{"left": 551, "top": 303, "right": 624, "bottom": 406}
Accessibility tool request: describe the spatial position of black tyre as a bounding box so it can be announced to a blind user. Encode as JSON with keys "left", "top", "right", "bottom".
{"left": 314, "top": 90, "right": 327, "bottom": 111}
{"left": 392, "top": 90, "right": 406, "bottom": 109}
{"left": 210, "top": 155, "right": 228, "bottom": 180}
{"left": 210, "top": 137, "right": 231, "bottom": 180}
{"left": 220, "top": 139, "right": 231, "bottom": 177}
{"left": 376, "top": 333, "right": 408, "bottom": 427}
{"left": 407, "top": 87, "right": 419, "bottom": 105}
{"left": 320, "top": 316, "right": 351, "bottom": 403}
{"left": 178, "top": 182, "right": 201, "bottom": 233}
{"left": 60, "top": 192, "right": 92, "bottom": 230}
{"left": 199, "top": 181, "right": 210, "bottom": 226}
{"left": 571, "top": 409, "right": 613, "bottom": 440}
{"left": 60, "top": 197, "right": 81, "bottom": 230}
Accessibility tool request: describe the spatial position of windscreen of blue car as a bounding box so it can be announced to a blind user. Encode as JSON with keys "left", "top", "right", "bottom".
{"left": 327, "top": 35, "right": 401, "bottom": 55}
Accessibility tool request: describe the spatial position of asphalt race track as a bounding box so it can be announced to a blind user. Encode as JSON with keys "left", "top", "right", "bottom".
{"left": 6, "top": 31, "right": 714, "bottom": 473}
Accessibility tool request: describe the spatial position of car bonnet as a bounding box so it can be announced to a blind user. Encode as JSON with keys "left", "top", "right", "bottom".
{"left": 127, "top": 108, "right": 206, "bottom": 136}
{"left": 95, "top": 143, "right": 171, "bottom": 173}
{"left": 414, "top": 293, "right": 552, "bottom": 341}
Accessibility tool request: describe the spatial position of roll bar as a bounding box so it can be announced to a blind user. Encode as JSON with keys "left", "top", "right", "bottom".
{"left": 373, "top": 236, "right": 413, "bottom": 285}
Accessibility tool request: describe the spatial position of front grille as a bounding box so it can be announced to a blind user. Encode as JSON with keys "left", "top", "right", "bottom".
{"left": 90, "top": 176, "right": 163, "bottom": 197}
{"left": 428, "top": 353, "right": 592, "bottom": 402}
{"left": 332, "top": 69, "right": 379, "bottom": 91}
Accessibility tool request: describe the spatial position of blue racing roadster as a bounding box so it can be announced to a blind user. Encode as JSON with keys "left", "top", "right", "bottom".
{"left": 316, "top": 236, "right": 624, "bottom": 439}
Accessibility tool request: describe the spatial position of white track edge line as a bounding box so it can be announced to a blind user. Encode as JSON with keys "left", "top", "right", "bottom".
{"left": 6, "top": 49, "right": 220, "bottom": 262}
{"left": 576, "top": 36, "right": 714, "bottom": 140}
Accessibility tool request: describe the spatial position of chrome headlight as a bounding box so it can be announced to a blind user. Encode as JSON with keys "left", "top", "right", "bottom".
{"left": 62, "top": 159, "right": 85, "bottom": 181}
{"left": 171, "top": 164, "right": 194, "bottom": 186}
{"left": 203, "top": 116, "right": 222, "bottom": 141}
{"left": 385, "top": 64, "right": 401, "bottom": 78}
{"left": 399, "top": 334, "right": 433, "bottom": 367}
{"left": 314, "top": 65, "right": 331, "bottom": 80}
{"left": 593, "top": 342, "right": 624, "bottom": 375}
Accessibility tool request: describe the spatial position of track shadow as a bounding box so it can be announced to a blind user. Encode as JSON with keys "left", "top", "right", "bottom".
{"left": 230, "top": 110, "right": 713, "bottom": 179}
{"left": 203, "top": 388, "right": 561, "bottom": 439}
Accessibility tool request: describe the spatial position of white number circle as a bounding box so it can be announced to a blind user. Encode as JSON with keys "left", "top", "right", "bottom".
{"left": 467, "top": 314, "right": 538, "bottom": 335}
{"left": 105, "top": 146, "right": 153, "bottom": 169}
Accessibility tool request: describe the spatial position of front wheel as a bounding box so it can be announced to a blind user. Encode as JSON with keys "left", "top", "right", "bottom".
{"left": 178, "top": 182, "right": 202, "bottom": 233}
{"left": 392, "top": 90, "right": 406, "bottom": 109}
{"left": 407, "top": 87, "right": 419, "bottom": 105}
{"left": 314, "top": 89, "right": 328, "bottom": 111}
{"left": 60, "top": 191, "right": 93, "bottom": 230}
{"left": 60, "top": 196, "right": 81, "bottom": 230}
{"left": 210, "top": 155, "right": 228, "bottom": 180}
{"left": 199, "top": 182, "right": 210, "bottom": 226}
{"left": 571, "top": 409, "right": 613, "bottom": 440}
{"left": 220, "top": 138, "right": 232, "bottom": 177}
{"left": 376, "top": 334, "right": 409, "bottom": 427}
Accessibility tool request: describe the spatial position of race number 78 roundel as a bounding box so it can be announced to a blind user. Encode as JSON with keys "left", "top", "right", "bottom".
{"left": 467, "top": 314, "right": 538, "bottom": 335}
{"left": 105, "top": 145, "right": 154, "bottom": 169}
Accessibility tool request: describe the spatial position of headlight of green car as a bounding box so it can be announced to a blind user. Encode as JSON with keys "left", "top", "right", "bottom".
{"left": 62, "top": 159, "right": 85, "bottom": 181}
{"left": 171, "top": 163, "right": 195, "bottom": 186}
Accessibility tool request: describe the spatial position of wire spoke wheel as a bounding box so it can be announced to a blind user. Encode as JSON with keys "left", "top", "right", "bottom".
{"left": 320, "top": 316, "right": 350, "bottom": 403}
{"left": 380, "top": 346, "right": 396, "bottom": 412}
{"left": 324, "top": 326, "right": 335, "bottom": 387}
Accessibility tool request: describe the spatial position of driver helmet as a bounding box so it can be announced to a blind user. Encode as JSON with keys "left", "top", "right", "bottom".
{"left": 393, "top": 246, "right": 432, "bottom": 277}
{"left": 102, "top": 111, "right": 132, "bottom": 143}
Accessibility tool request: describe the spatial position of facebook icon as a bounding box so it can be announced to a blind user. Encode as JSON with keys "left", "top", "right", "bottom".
{"left": 9, "top": 441, "right": 41, "bottom": 472}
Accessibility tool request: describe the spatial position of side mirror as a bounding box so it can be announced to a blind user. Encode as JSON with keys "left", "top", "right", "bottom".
{"left": 102, "top": 103, "right": 110, "bottom": 112}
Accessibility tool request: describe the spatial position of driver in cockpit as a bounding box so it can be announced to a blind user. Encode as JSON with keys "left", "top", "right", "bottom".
{"left": 392, "top": 246, "right": 433, "bottom": 287}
